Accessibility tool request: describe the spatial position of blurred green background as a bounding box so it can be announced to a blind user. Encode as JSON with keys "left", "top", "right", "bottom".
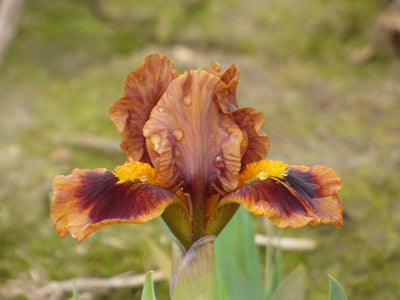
{"left": 0, "top": 0, "right": 399, "bottom": 299}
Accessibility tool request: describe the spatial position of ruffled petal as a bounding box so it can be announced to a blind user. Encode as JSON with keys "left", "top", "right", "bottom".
{"left": 219, "top": 164, "right": 343, "bottom": 228}
{"left": 143, "top": 70, "right": 243, "bottom": 195}
{"left": 231, "top": 107, "right": 269, "bottom": 165}
{"left": 142, "top": 70, "right": 245, "bottom": 241}
{"left": 203, "top": 63, "right": 240, "bottom": 112}
{"left": 51, "top": 167, "right": 179, "bottom": 241}
{"left": 203, "top": 63, "right": 269, "bottom": 164}
{"left": 109, "top": 54, "right": 179, "bottom": 162}
{"left": 283, "top": 165, "right": 343, "bottom": 227}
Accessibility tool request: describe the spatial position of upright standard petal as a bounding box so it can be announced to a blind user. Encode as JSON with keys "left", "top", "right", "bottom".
{"left": 51, "top": 163, "right": 178, "bottom": 241}
{"left": 231, "top": 107, "right": 269, "bottom": 166}
{"left": 109, "top": 54, "right": 179, "bottom": 162}
{"left": 203, "top": 63, "right": 240, "bottom": 112}
{"left": 218, "top": 161, "right": 343, "bottom": 228}
{"left": 143, "top": 70, "right": 243, "bottom": 195}
{"left": 204, "top": 63, "right": 269, "bottom": 165}
{"left": 143, "top": 70, "right": 245, "bottom": 241}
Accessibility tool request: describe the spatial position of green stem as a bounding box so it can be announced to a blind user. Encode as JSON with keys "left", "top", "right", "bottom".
{"left": 191, "top": 186, "right": 206, "bottom": 243}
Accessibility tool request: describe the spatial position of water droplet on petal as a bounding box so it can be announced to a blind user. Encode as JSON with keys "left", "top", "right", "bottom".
{"left": 253, "top": 201, "right": 265, "bottom": 213}
{"left": 184, "top": 96, "right": 192, "bottom": 106}
{"left": 172, "top": 129, "right": 184, "bottom": 141}
{"left": 149, "top": 134, "right": 161, "bottom": 150}
{"left": 157, "top": 106, "right": 165, "bottom": 112}
{"left": 175, "top": 149, "right": 181, "bottom": 158}
{"left": 143, "top": 128, "right": 150, "bottom": 138}
{"left": 139, "top": 174, "right": 148, "bottom": 182}
{"left": 258, "top": 171, "right": 268, "bottom": 180}
{"left": 214, "top": 155, "right": 224, "bottom": 168}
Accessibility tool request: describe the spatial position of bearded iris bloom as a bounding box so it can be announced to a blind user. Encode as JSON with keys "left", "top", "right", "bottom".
{"left": 51, "top": 54, "right": 343, "bottom": 250}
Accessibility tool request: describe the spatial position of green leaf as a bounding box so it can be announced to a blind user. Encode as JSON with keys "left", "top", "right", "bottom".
{"left": 171, "top": 236, "right": 220, "bottom": 300}
{"left": 141, "top": 271, "right": 157, "bottom": 300}
{"left": 329, "top": 275, "right": 348, "bottom": 300}
{"left": 214, "top": 207, "right": 263, "bottom": 300}
{"left": 72, "top": 284, "right": 80, "bottom": 300}
{"left": 270, "top": 265, "right": 306, "bottom": 300}
{"left": 264, "top": 251, "right": 281, "bottom": 300}
{"left": 263, "top": 220, "right": 282, "bottom": 299}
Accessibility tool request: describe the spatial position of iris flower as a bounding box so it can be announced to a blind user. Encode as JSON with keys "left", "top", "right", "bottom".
{"left": 51, "top": 54, "right": 343, "bottom": 250}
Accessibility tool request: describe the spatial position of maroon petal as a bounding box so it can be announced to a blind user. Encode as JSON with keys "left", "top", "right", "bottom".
{"left": 219, "top": 163, "right": 343, "bottom": 228}
{"left": 51, "top": 168, "right": 179, "bottom": 241}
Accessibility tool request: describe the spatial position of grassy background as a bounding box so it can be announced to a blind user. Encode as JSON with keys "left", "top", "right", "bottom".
{"left": 1, "top": 0, "right": 399, "bottom": 299}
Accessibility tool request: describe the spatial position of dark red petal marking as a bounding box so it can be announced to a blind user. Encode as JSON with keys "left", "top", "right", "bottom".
{"left": 51, "top": 168, "right": 178, "bottom": 241}
{"left": 219, "top": 165, "right": 343, "bottom": 228}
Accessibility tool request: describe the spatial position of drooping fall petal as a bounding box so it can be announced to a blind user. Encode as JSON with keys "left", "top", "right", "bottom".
{"left": 219, "top": 162, "right": 343, "bottom": 228}
{"left": 283, "top": 165, "right": 343, "bottom": 227}
{"left": 51, "top": 166, "right": 179, "bottom": 241}
{"left": 109, "top": 54, "right": 179, "bottom": 162}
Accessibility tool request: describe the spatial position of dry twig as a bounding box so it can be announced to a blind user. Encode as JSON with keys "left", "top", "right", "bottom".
{"left": 0, "top": 269, "right": 165, "bottom": 300}
{"left": 255, "top": 234, "right": 317, "bottom": 252}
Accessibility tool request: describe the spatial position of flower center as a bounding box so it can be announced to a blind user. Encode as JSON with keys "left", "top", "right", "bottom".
{"left": 239, "top": 159, "right": 289, "bottom": 186}
{"left": 113, "top": 161, "right": 158, "bottom": 185}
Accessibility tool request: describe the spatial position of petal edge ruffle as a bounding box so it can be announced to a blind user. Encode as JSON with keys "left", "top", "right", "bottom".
{"left": 51, "top": 168, "right": 179, "bottom": 241}
{"left": 143, "top": 70, "right": 243, "bottom": 195}
{"left": 218, "top": 164, "right": 343, "bottom": 228}
{"left": 109, "top": 54, "right": 179, "bottom": 162}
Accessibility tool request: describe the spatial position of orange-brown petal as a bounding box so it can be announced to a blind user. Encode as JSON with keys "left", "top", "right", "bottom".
{"left": 204, "top": 63, "right": 240, "bottom": 113}
{"left": 109, "top": 54, "right": 179, "bottom": 162}
{"left": 231, "top": 107, "right": 269, "bottom": 165}
{"left": 203, "top": 63, "right": 269, "bottom": 164}
{"left": 51, "top": 168, "right": 179, "bottom": 241}
{"left": 219, "top": 165, "right": 343, "bottom": 228}
{"left": 143, "top": 70, "right": 243, "bottom": 196}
